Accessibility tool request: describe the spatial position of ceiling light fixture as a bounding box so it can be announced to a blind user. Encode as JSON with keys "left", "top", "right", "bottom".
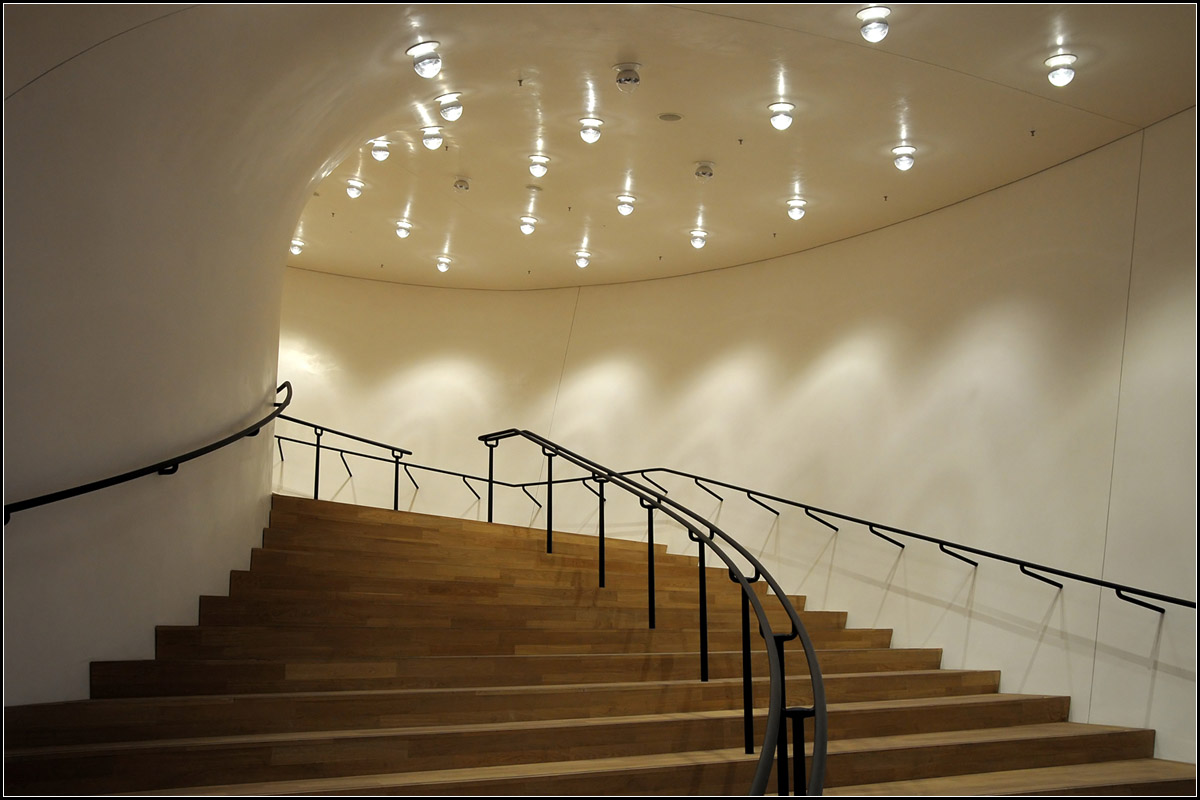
{"left": 421, "top": 127, "right": 443, "bottom": 150}
{"left": 768, "top": 102, "right": 795, "bottom": 131}
{"left": 891, "top": 144, "right": 916, "bottom": 171}
{"left": 370, "top": 139, "right": 390, "bottom": 161}
{"left": 345, "top": 178, "right": 365, "bottom": 199}
{"left": 690, "top": 229, "right": 708, "bottom": 249}
{"left": 520, "top": 215, "right": 538, "bottom": 235}
{"left": 436, "top": 255, "right": 452, "bottom": 273}
{"left": 289, "top": 238, "right": 305, "bottom": 255}
{"left": 580, "top": 118, "right": 604, "bottom": 144}
{"left": 436, "top": 93, "right": 463, "bottom": 121}
{"left": 616, "top": 195, "right": 636, "bottom": 216}
{"left": 787, "top": 198, "right": 807, "bottom": 220}
{"left": 406, "top": 41, "right": 442, "bottom": 79}
{"left": 1044, "top": 54, "right": 1077, "bottom": 87}
{"left": 857, "top": 6, "right": 891, "bottom": 43}
{"left": 613, "top": 63, "right": 641, "bottom": 94}
{"left": 528, "top": 155, "right": 550, "bottom": 178}
{"left": 576, "top": 250, "right": 591, "bottom": 268}
{"left": 395, "top": 220, "right": 413, "bottom": 239}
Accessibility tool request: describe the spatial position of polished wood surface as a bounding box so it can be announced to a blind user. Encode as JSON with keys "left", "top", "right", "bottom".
{"left": 4, "top": 495, "right": 1194, "bottom": 795}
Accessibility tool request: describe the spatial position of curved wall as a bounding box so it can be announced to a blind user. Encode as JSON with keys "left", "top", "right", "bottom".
{"left": 277, "top": 111, "right": 1195, "bottom": 760}
{"left": 3, "top": 7, "right": 436, "bottom": 705}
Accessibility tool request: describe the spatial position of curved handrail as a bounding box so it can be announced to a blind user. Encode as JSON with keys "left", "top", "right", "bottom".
{"left": 633, "top": 467, "right": 1196, "bottom": 611}
{"left": 4, "top": 382, "right": 293, "bottom": 525}
{"left": 479, "top": 428, "right": 827, "bottom": 796}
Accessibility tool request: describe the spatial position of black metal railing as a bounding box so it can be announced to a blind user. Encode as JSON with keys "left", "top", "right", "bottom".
{"left": 3, "top": 382, "right": 293, "bottom": 525}
{"left": 629, "top": 467, "right": 1196, "bottom": 613}
{"left": 274, "top": 417, "right": 828, "bottom": 794}
{"left": 480, "top": 429, "right": 828, "bottom": 796}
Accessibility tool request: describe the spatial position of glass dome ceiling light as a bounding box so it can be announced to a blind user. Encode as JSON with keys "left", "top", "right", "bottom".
{"left": 520, "top": 216, "right": 538, "bottom": 235}
{"left": 345, "top": 178, "right": 365, "bottom": 199}
{"left": 422, "top": 127, "right": 443, "bottom": 150}
{"left": 1045, "top": 54, "right": 1077, "bottom": 87}
{"left": 406, "top": 41, "right": 442, "bottom": 79}
{"left": 787, "top": 198, "right": 807, "bottom": 220}
{"left": 395, "top": 220, "right": 413, "bottom": 239}
{"left": 370, "top": 139, "right": 390, "bottom": 161}
{"left": 436, "top": 93, "right": 463, "bottom": 121}
{"left": 690, "top": 229, "right": 708, "bottom": 249}
{"left": 289, "top": 238, "right": 305, "bottom": 255}
{"left": 768, "top": 102, "right": 795, "bottom": 131}
{"left": 436, "top": 255, "right": 452, "bottom": 273}
{"left": 616, "top": 195, "right": 636, "bottom": 216}
{"left": 528, "top": 155, "right": 550, "bottom": 178}
{"left": 580, "top": 118, "right": 604, "bottom": 144}
{"left": 892, "top": 144, "right": 916, "bottom": 171}
{"left": 857, "top": 6, "right": 891, "bottom": 43}
{"left": 575, "top": 250, "right": 591, "bottom": 268}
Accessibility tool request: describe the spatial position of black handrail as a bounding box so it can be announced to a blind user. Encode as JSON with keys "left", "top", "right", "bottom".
{"left": 479, "top": 428, "right": 828, "bottom": 796}
{"left": 633, "top": 467, "right": 1196, "bottom": 612}
{"left": 4, "top": 382, "right": 293, "bottom": 525}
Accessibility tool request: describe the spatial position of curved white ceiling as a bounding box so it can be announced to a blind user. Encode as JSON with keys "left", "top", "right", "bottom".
{"left": 14, "top": 5, "right": 1193, "bottom": 293}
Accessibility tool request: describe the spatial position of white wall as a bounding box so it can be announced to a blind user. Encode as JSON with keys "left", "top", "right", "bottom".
{"left": 276, "top": 111, "right": 1196, "bottom": 760}
{"left": 2, "top": 6, "right": 446, "bottom": 705}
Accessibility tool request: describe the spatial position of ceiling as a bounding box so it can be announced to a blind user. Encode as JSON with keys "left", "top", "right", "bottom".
{"left": 287, "top": 4, "right": 1196, "bottom": 291}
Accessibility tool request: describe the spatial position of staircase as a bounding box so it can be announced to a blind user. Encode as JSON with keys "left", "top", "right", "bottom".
{"left": 4, "top": 495, "right": 1195, "bottom": 795}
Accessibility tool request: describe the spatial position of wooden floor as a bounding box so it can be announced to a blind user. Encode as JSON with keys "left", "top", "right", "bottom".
{"left": 4, "top": 495, "right": 1195, "bottom": 795}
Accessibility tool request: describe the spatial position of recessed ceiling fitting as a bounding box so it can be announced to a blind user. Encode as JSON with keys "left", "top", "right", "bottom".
{"left": 436, "top": 93, "right": 463, "bottom": 121}
{"left": 892, "top": 144, "right": 916, "bottom": 171}
{"left": 613, "top": 63, "right": 641, "bottom": 94}
{"left": 694, "top": 161, "right": 715, "bottom": 181}
{"left": 345, "top": 178, "right": 364, "bottom": 199}
{"left": 528, "top": 155, "right": 550, "bottom": 178}
{"left": 658, "top": 113, "right": 683, "bottom": 122}
{"left": 857, "top": 6, "right": 891, "bottom": 43}
{"left": 453, "top": 178, "right": 470, "bottom": 192}
{"left": 406, "top": 41, "right": 442, "bottom": 78}
{"left": 768, "top": 102, "right": 795, "bottom": 131}
{"left": 1045, "top": 53, "right": 1077, "bottom": 87}
{"left": 369, "top": 139, "right": 390, "bottom": 161}
{"left": 580, "top": 118, "right": 604, "bottom": 144}
{"left": 786, "top": 199, "right": 807, "bottom": 220}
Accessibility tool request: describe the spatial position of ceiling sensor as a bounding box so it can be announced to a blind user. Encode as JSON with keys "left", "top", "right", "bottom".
{"left": 613, "top": 62, "right": 641, "bottom": 93}
{"left": 694, "top": 161, "right": 715, "bottom": 181}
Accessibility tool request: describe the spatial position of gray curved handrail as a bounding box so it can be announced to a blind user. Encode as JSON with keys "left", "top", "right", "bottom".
{"left": 479, "top": 428, "right": 828, "bottom": 795}
{"left": 4, "top": 382, "right": 293, "bottom": 525}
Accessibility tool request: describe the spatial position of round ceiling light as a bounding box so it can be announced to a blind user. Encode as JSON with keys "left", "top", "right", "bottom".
{"left": 786, "top": 199, "right": 807, "bottom": 220}
{"left": 436, "top": 255, "right": 452, "bottom": 273}
{"left": 616, "top": 195, "right": 636, "bottom": 216}
{"left": 768, "top": 102, "right": 795, "bottom": 131}
{"left": 575, "top": 250, "right": 591, "bottom": 268}
{"left": 857, "top": 6, "right": 891, "bottom": 43}
{"left": 395, "top": 220, "right": 413, "bottom": 239}
{"left": 580, "top": 118, "right": 604, "bottom": 144}
{"left": 690, "top": 229, "right": 708, "bottom": 249}
{"left": 520, "top": 216, "right": 538, "bottom": 235}
{"left": 422, "top": 127, "right": 443, "bottom": 150}
{"left": 436, "top": 93, "right": 463, "bottom": 121}
{"left": 529, "top": 155, "right": 550, "bottom": 178}
{"left": 345, "top": 178, "right": 365, "bottom": 199}
{"left": 370, "top": 139, "right": 390, "bottom": 161}
{"left": 1045, "top": 54, "right": 1077, "bottom": 87}
{"left": 891, "top": 145, "right": 916, "bottom": 171}
{"left": 406, "top": 41, "right": 442, "bottom": 79}
{"left": 289, "top": 238, "right": 305, "bottom": 255}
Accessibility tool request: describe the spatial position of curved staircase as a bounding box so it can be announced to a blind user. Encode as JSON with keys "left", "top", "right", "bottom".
{"left": 4, "top": 495, "right": 1195, "bottom": 795}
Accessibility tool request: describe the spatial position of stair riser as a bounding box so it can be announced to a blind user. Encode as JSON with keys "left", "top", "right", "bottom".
{"left": 91, "top": 648, "right": 944, "bottom": 697}
{"left": 155, "top": 625, "right": 893, "bottom": 660}
{"left": 226, "top": 570, "right": 789, "bottom": 611}
{"left": 196, "top": 596, "right": 841, "bottom": 632}
{"left": 2, "top": 697, "right": 1076, "bottom": 795}
{"left": 7, "top": 671, "right": 998, "bottom": 747}
{"left": 248, "top": 548, "right": 738, "bottom": 591}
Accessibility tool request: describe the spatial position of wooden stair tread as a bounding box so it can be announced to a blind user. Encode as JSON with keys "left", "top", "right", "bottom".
{"left": 825, "top": 758, "right": 1198, "bottom": 795}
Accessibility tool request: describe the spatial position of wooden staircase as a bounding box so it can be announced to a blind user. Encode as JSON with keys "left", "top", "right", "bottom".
{"left": 4, "top": 494, "right": 1195, "bottom": 795}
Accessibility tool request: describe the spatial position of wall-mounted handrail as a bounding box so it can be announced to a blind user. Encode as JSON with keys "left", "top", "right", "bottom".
{"left": 4, "top": 382, "right": 293, "bottom": 525}
{"left": 634, "top": 466, "right": 1196, "bottom": 612}
{"left": 478, "top": 428, "right": 828, "bottom": 796}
